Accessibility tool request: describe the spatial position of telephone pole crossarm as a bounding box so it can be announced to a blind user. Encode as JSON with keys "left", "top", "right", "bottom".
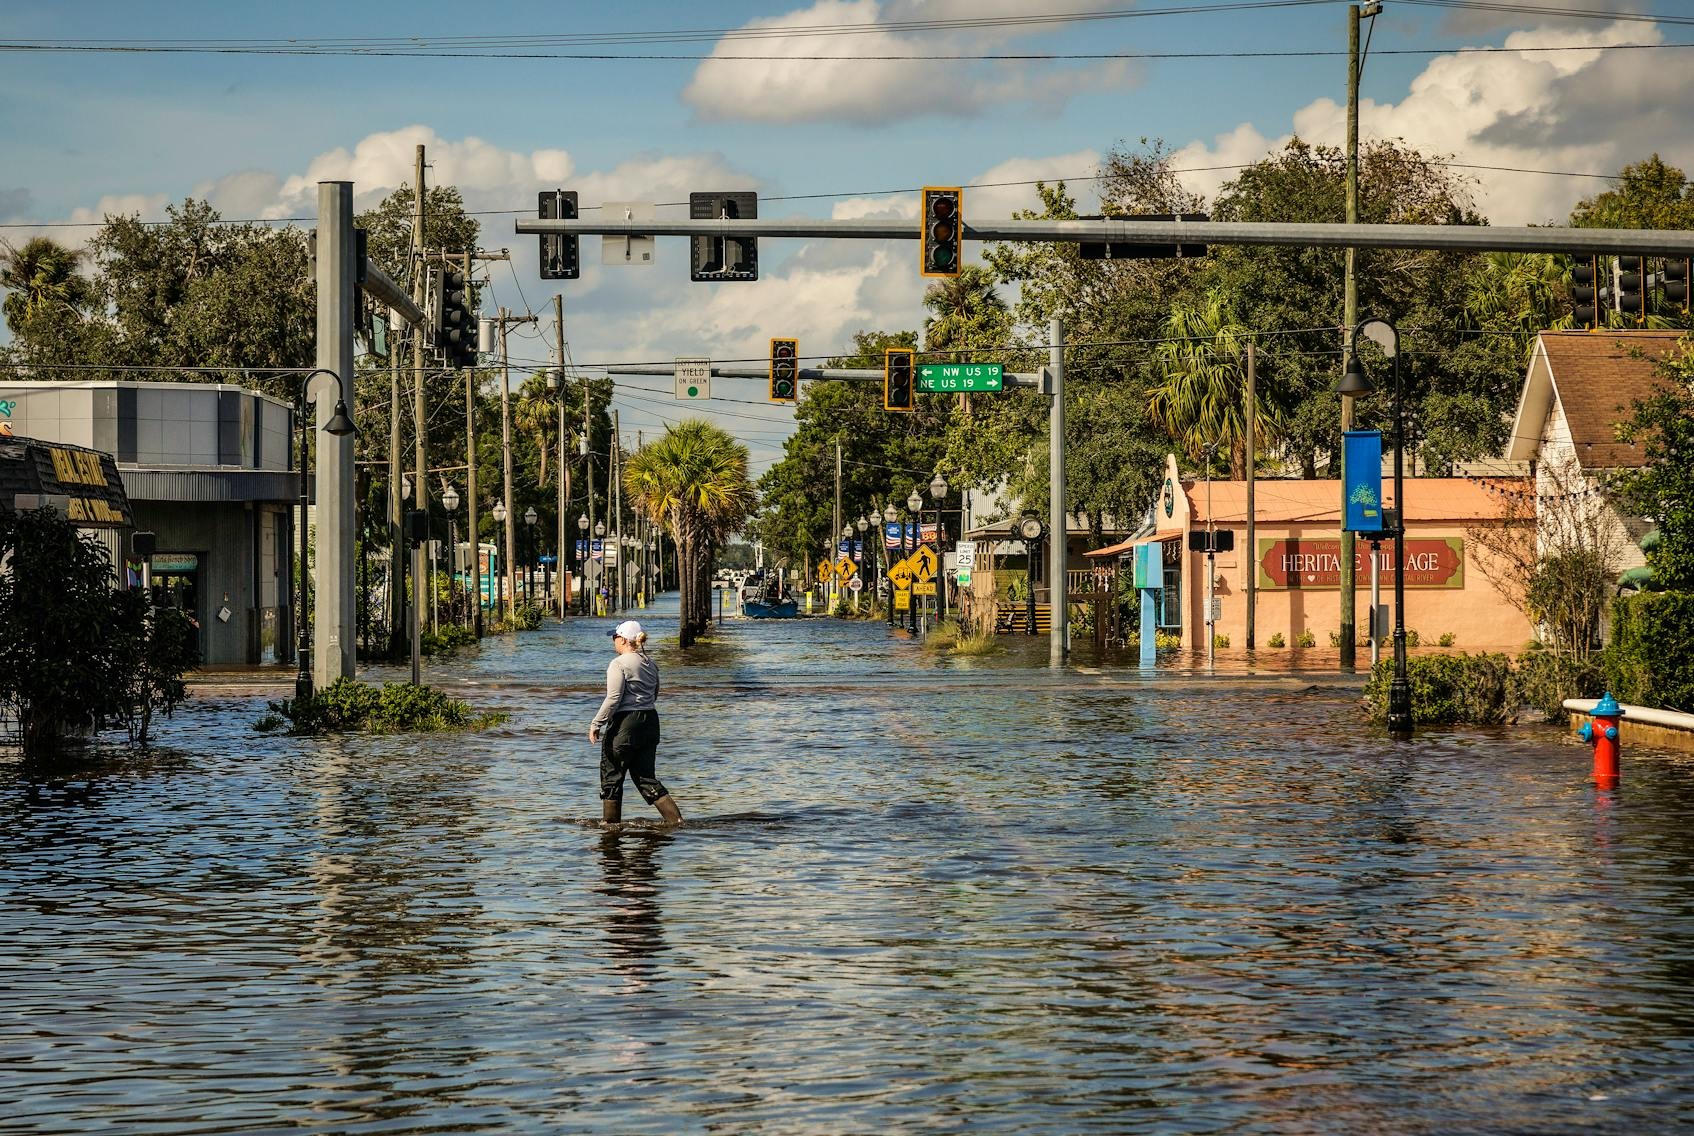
{"left": 520, "top": 216, "right": 1694, "bottom": 257}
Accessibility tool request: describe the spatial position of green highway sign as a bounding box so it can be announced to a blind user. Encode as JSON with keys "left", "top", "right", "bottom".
{"left": 917, "top": 362, "right": 1003, "bottom": 392}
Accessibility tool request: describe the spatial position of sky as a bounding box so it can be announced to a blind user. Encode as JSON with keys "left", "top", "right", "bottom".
{"left": 2, "top": 0, "right": 1692, "bottom": 475}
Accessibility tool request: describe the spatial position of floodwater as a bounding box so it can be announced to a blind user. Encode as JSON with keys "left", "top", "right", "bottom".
{"left": 4, "top": 596, "right": 1694, "bottom": 1134}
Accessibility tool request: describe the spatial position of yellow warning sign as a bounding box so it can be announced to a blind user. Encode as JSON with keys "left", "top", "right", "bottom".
{"left": 913, "top": 545, "right": 939, "bottom": 580}
{"left": 836, "top": 556, "right": 857, "bottom": 579}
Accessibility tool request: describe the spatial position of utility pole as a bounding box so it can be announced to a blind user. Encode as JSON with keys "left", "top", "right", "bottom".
{"left": 1245, "top": 340, "right": 1258, "bottom": 652}
{"left": 464, "top": 254, "right": 482, "bottom": 638}
{"left": 313, "top": 181, "right": 357, "bottom": 688}
{"left": 1049, "top": 317, "right": 1067, "bottom": 668}
{"left": 409, "top": 144, "right": 428, "bottom": 681}
{"left": 486, "top": 307, "right": 539, "bottom": 621}
{"left": 612, "top": 409, "right": 624, "bottom": 613}
{"left": 583, "top": 364, "right": 596, "bottom": 614}
{"left": 833, "top": 438, "right": 843, "bottom": 613}
{"left": 554, "top": 293, "right": 568, "bottom": 617}
{"left": 388, "top": 307, "right": 404, "bottom": 655}
{"left": 1339, "top": 1, "right": 1370, "bottom": 673}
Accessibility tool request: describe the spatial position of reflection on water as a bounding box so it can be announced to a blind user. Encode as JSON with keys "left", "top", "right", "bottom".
{"left": 3, "top": 596, "right": 1694, "bottom": 1133}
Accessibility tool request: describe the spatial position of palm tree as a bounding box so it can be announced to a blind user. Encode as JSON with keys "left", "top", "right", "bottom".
{"left": 513, "top": 373, "right": 558, "bottom": 488}
{"left": 1148, "top": 290, "right": 1277, "bottom": 478}
{"left": 0, "top": 236, "right": 88, "bottom": 334}
{"left": 624, "top": 420, "right": 757, "bottom": 647}
{"left": 922, "top": 265, "right": 1009, "bottom": 356}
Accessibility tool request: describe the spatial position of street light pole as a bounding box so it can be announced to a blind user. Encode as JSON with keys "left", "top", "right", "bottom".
{"left": 907, "top": 487, "right": 924, "bottom": 633}
{"left": 929, "top": 473, "right": 949, "bottom": 625}
{"left": 883, "top": 501, "right": 898, "bottom": 628}
{"left": 1340, "top": 318, "right": 1413, "bottom": 736}
{"left": 442, "top": 484, "right": 461, "bottom": 626}
{"left": 292, "top": 368, "right": 357, "bottom": 703}
{"left": 577, "top": 513, "right": 590, "bottom": 615}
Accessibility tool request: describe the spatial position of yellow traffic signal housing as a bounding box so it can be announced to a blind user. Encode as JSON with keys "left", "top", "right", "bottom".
{"left": 769, "top": 337, "right": 799, "bottom": 402}
{"left": 884, "top": 347, "right": 915, "bottom": 411}
{"left": 921, "top": 187, "right": 962, "bottom": 278}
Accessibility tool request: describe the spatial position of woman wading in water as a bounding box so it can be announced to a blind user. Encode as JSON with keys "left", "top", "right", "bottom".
{"left": 589, "top": 620, "right": 683, "bottom": 826}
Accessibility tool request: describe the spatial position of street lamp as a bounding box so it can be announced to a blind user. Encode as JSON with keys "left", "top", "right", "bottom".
{"left": 577, "top": 512, "right": 590, "bottom": 614}
{"left": 906, "top": 488, "right": 924, "bottom": 631}
{"left": 594, "top": 520, "right": 606, "bottom": 614}
{"left": 856, "top": 514, "right": 871, "bottom": 603}
{"left": 1340, "top": 317, "right": 1412, "bottom": 737}
{"left": 883, "top": 500, "right": 900, "bottom": 628}
{"left": 442, "top": 485, "right": 461, "bottom": 626}
{"left": 293, "top": 368, "right": 356, "bottom": 703}
{"left": 929, "top": 473, "right": 949, "bottom": 623}
{"left": 523, "top": 506, "right": 538, "bottom": 607}
{"left": 492, "top": 501, "right": 508, "bottom": 617}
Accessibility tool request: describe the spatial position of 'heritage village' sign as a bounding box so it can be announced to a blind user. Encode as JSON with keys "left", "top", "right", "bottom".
{"left": 1257, "top": 537, "right": 1465, "bottom": 590}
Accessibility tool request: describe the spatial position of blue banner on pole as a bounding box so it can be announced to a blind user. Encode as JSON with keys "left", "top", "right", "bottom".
{"left": 1343, "top": 429, "right": 1385, "bottom": 534}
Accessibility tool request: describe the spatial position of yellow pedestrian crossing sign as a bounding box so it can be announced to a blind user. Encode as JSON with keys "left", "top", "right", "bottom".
{"left": 913, "top": 545, "right": 939, "bottom": 580}
{"left": 836, "top": 556, "right": 856, "bottom": 579}
{"left": 816, "top": 560, "right": 836, "bottom": 583}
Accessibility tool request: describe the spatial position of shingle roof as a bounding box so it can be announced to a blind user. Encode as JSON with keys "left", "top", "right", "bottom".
{"left": 1508, "top": 330, "right": 1686, "bottom": 469}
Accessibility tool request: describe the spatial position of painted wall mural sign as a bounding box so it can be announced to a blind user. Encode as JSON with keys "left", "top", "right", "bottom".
{"left": 1257, "top": 537, "right": 1465, "bottom": 590}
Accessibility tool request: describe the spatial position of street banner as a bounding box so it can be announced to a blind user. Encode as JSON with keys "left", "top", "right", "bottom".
{"left": 1257, "top": 537, "right": 1465, "bottom": 590}
{"left": 883, "top": 522, "right": 938, "bottom": 548}
{"left": 1343, "top": 430, "right": 1385, "bottom": 534}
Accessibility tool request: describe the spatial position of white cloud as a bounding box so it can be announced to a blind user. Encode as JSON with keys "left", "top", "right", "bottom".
{"left": 682, "top": 0, "right": 1139, "bottom": 125}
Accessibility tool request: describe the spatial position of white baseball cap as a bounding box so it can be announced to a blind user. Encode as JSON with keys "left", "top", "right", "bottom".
{"left": 608, "top": 620, "right": 644, "bottom": 640}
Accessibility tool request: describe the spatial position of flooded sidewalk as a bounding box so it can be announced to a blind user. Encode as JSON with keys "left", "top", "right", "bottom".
{"left": 5, "top": 598, "right": 1694, "bottom": 1133}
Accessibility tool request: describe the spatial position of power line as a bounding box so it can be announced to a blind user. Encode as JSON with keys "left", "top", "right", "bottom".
{"left": 2, "top": 39, "right": 1688, "bottom": 61}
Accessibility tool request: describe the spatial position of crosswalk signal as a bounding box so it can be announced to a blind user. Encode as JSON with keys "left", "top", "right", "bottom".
{"left": 1618, "top": 255, "right": 1646, "bottom": 322}
{"left": 538, "top": 190, "right": 580, "bottom": 280}
{"left": 884, "top": 348, "right": 915, "bottom": 411}
{"left": 769, "top": 337, "right": 798, "bottom": 403}
{"left": 1571, "top": 255, "right": 1600, "bottom": 330}
{"left": 921, "top": 187, "right": 962, "bottom": 278}
{"left": 1664, "top": 256, "right": 1691, "bottom": 312}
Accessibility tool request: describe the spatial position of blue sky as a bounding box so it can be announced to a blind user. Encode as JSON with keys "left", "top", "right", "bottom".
{"left": 3, "top": 1, "right": 1689, "bottom": 472}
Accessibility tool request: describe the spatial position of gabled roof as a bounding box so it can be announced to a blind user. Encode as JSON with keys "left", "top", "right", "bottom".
{"left": 1506, "top": 330, "right": 1685, "bottom": 468}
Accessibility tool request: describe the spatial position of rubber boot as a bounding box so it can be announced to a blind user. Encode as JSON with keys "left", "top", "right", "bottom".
{"left": 654, "top": 795, "right": 683, "bottom": 826}
{"left": 602, "top": 799, "right": 622, "bottom": 825}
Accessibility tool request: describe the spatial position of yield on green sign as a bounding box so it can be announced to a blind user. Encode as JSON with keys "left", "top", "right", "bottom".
{"left": 917, "top": 363, "right": 1003, "bottom": 392}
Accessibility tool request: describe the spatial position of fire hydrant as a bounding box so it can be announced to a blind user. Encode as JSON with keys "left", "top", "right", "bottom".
{"left": 1578, "top": 691, "right": 1623, "bottom": 789}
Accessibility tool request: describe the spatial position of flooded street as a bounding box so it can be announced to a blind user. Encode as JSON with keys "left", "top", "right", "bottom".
{"left": 5, "top": 598, "right": 1694, "bottom": 1133}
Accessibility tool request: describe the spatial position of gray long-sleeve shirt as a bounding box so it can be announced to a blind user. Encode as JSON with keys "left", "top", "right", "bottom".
{"left": 591, "top": 650, "right": 660, "bottom": 733}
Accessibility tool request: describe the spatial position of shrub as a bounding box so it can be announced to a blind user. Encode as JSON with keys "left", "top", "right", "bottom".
{"left": 0, "top": 508, "right": 198, "bottom": 755}
{"left": 1154, "top": 630, "right": 1183, "bottom": 651}
{"left": 260, "top": 677, "right": 504, "bottom": 735}
{"left": 1212, "top": 633, "right": 1230, "bottom": 649}
{"left": 1295, "top": 629, "right": 1317, "bottom": 648}
{"left": 421, "top": 624, "right": 478, "bottom": 657}
{"left": 1438, "top": 632, "right": 1456, "bottom": 647}
{"left": 1268, "top": 632, "right": 1286, "bottom": 648}
{"left": 1603, "top": 590, "right": 1694, "bottom": 712}
{"left": 923, "top": 620, "right": 963, "bottom": 653}
{"left": 1364, "top": 652, "right": 1512, "bottom": 726}
{"left": 1512, "top": 644, "right": 1606, "bottom": 723}
{"left": 1328, "top": 630, "right": 1342, "bottom": 647}
{"left": 1406, "top": 628, "right": 1422, "bottom": 649}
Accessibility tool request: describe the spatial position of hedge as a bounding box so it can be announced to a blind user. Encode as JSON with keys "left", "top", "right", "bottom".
{"left": 1604, "top": 591, "right": 1694, "bottom": 713}
{"left": 1364, "top": 653, "right": 1512, "bottom": 726}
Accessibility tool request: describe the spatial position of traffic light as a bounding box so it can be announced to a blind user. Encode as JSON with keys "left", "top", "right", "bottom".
{"left": 769, "top": 337, "right": 798, "bottom": 402}
{"left": 1618, "top": 255, "right": 1646, "bottom": 322}
{"left": 538, "top": 190, "right": 580, "bottom": 280}
{"left": 921, "top": 187, "right": 962, "bottom": 278}
{"left": 690, "top": 191, "right": 758, "bottom": 282}
{"left": 438, "top": 267, "right": 478, "bottom": 368}
{"left": 1665, "top": 256, "right": 1691, "bottom": 312}
{"left": 1571, "top": 255, "right": 1600, "bottom": 330}
{"left": 884, "top": 347, "right": 915, "bottom": 411}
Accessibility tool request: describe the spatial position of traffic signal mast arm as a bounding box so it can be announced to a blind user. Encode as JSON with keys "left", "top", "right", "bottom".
{"left": 518, "top": 215, "right": 1694, "bottom": 257}
{"left": 607, "top": 363, "right": 1053, "bottom": 391}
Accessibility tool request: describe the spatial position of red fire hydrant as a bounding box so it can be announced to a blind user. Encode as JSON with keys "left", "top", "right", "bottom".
{"left": 1578, "top": 691, "right": 1623, "bottom": 789}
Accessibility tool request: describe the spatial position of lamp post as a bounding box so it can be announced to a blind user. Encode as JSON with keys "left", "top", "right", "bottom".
{"left": 856, "top": 514, "right": 870, "bottom": 609}
{"left": 929, "top": 472, "right": 949, "bottom": 624}
{"left": 907, "top": 487, "right": 924, "bottom": 632}
{"left": 492, "top": 501, "right": 508, "bottom": 618}
{"left": 577, "top": 513, "right": 590, "bottom": 615}
{"left": 524, "top": 506, "right": 538, "bottom": 608}
{"left": 1340, "top": 317, "right": 1412, "bottom": 736}
{"left": 594, "top": 519, "right": 606, "bottom": 615}
{"left": 442, "top": 485, "right": 461, "bottom": 626}
{"left": 293, "top": 368, "right": 357, "bottom": 702}
{"left": 883, "top": 501, "right": 899, "bottom": 627}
